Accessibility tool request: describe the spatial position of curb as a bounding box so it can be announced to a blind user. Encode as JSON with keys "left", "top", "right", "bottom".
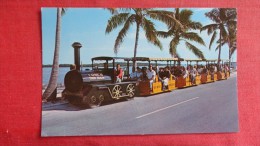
{"left": 42, "top": 100, "right": 69, "bottom": 108}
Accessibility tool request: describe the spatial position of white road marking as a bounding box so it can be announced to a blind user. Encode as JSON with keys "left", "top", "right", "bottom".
{"left": 136, "top": 97, "right": 200, "bottom": 119}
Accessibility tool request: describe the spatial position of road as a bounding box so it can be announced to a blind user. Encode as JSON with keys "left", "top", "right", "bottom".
{"left": 41, "top": 73, "right": 238, "bottom": 136}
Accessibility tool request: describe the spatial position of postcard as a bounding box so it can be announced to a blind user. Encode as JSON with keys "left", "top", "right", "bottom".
{"left": 41, "top": 8, "right": 238, "bottom": 136}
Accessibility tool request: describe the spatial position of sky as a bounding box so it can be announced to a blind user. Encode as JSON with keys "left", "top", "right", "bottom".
{"left": 42, "top": 8, "right": 237, "bottom": 65}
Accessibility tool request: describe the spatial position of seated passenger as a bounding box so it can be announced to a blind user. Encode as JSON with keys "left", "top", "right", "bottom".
{"left": 197, "top": 65, "right": 203, "bottom": 74}
{"left": 129, "top": 69, "right": 137, "bottom": 80}
{"left": 224, "top": 64, "right": 229, "bottom": 77}
{"left": 174, "top": 66, "right": 182, "bottom": 78}
{"left": 140, "top": 67, "right": 148, "bottom": 81}
{"left": 158, "top": 68, "right": 165, "bottom": 81}
{"left": 182, "top": 66, "right": 188, "bottom": 79}
{"left": 136, "top": 67, "right": 143, "bottom": 81}
{"left": 189, "top": 66, "right": 197, "bottom": 85}
{"left": 146, "top": 65, "right": 156, "bottom": 90}
{"left": 115, "top": 64, "right": 123, "bottom": 83}
{"left": 210, "top": 65, "right": 215, "bottom": 80}
{"left": 161, "top": 67, "right": 171, "bottom": 89}
{"left": 202, "top": 66, "right": 208, "bottom": 74}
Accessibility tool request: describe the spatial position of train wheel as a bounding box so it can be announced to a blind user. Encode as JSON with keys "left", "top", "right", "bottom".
{"left": 83, "top": 95, "right": 102, "bottom": 108}
{"left": 126, "top": 84, "right": 135, "bottom": 100}
{"left": 112, "top": 85, "right": 122, "bottom": 99}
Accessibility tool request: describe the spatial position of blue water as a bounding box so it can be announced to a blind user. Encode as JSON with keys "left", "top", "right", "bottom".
{"left": 42, "top": 63, "right": 197, "bottom": 85}
{"left": 42, "top": 67, "right": 90, "bottom": 85}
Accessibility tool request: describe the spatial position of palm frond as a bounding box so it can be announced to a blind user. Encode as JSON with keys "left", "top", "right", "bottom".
{"left": 230, "top": 46, "right": 237, "bottom": 56}
{"left": 156, "top": 29, "right": 174, "bottom": 38}
{"left": 147, "top": 10, "right": 183, "bottom": 30}
{"left": 200, "top": 24, "right": 218, "bottom": 35}
{"left": 185, "top": 42, "right": 205, "bottom": 59}
{"left": 142, "top": 18, "right": 162, "bottom": 49}
{"left": 209, "top": 31, "right": 217, "bottom": 50}
{"left": 187, "top": 22, "right": 203, "bottom": 30}
{"left": 105, "top": 13, "right": 131, "bottom": 34}
{"left": 219, "top": 8, "right": 228, "bottom": 22}
{"left": 205, "top": 9, "right": 221, "bottom": 23}
{"left": 113, "top": 15, "right": 135, "bottom": 54}
{"left": 181, "top": 32, "right": 205, "bottom": 46}
{"left": 175, "top": 8, "right": 180, "bottom": 20}
{"left": 220, "top": 23, "right": 228, "bottom": 39}
{"left": 169, "top": 37, "right": 180, "bottom": 57}
{"left": 179, "top": 9, "right": 193, "bottom": 25}
{"left": 226, "top": 20, "right": 237, "bottom": 30}
{"left": 226, "top": 8, "right": 237, "bottom": 20}
{"left": 215, "top": 41, "right": 226, "bottom": 51}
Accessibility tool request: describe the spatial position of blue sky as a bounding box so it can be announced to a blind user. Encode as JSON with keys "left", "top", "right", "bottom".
{"left": 42, "top": 8, "right": 237, "bottom": 65}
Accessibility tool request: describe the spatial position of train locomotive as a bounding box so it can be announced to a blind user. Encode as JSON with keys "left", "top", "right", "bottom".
{"left": 62, "top": 43, "right": 136, "bottom": 108}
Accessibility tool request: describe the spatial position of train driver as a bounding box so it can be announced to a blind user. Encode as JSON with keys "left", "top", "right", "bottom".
{"left": 147, "top": 65, "right": 156, "bottom": 90}
{"left": 115, "top": 64, "right": 123, "bottom": 83}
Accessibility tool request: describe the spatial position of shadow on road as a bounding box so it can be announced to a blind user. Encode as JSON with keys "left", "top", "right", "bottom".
{"left": 42, "top": 98, "right": 131, "bottom": 111}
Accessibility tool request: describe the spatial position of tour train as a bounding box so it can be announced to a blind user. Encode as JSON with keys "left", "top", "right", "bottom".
{"left": 62, "top": 46, "right": 230, "bottom": 108}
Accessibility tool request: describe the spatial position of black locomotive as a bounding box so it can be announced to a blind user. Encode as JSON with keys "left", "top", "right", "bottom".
{"left": 62, "top": 43, "right": 136, "bottom": 108}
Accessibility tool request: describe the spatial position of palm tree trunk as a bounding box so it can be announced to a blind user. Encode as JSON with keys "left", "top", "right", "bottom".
{"left": 229, "top": 46, "right": 231, "bottom": 71}
{"left": 133, "top": 23, "right": 140, "bottom": 72}
{"left": 43, "top": 8, "right": 62, "bottom": 100}
{"left": 217, "top": 29, "right": 222, "bottom": 69}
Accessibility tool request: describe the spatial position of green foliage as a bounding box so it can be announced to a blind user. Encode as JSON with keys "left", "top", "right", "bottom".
{"left": 201, "top": 8, "right": 237, "bottom": 62}
{"left": 157, "top": 8, "right": 205, "bottom": 59}
{"left": 105, "top": 8, "right": 179, "bottom": 56}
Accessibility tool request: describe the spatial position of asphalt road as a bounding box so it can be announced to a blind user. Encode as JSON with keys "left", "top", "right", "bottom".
{"left": 41, "top": 73, "right": 238, "bottom": 136}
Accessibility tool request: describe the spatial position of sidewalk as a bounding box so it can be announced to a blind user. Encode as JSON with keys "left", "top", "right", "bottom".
{"left": 42, "top": 87, "right": 68, "bottom": 108}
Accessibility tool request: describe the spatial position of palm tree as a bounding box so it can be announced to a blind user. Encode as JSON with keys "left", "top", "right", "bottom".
{"left": 105, "top": 8, "right": 182, "bottom": 71}
{"left": 43, "top": 8, "right": 66, "bottom": 100}
{"left": 156, "top": 8, "right": 205, "bottom": 59}
{"left": 201, "top": 8, "right": 237, "bottom": 67}
{"left": 215, "top": 20, "right": 237, "bottom": 70}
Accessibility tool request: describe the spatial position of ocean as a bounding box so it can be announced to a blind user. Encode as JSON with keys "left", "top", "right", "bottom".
{"left": 42, "top": 63, "right": 196, "bottom": 86}
{"left": 43, "top": 67, "right": 89, "bottom": 86}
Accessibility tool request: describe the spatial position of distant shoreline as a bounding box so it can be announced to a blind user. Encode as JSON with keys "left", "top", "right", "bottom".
{"left": 42, "top": 62, "right": 169, "bottom": 68}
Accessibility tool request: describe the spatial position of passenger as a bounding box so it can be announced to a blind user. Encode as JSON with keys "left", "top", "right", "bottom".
{"left": 170, "top": 66, "right": 175, "bottom": 75}
{"left": 146, "top": 65, "right": 156, "bottom": 90}
{"left": 190, "top": 66, "right": 197, "bottom": 85}
{"left": 182, "top": 66, "right": 188, "bottom": 79}
{"left": 161, "top": 66, "right": 171, "bottom": 89}
{"left": 155, "top": 65, "right": 160, "bottom": 74}
{"left": 158, "top": 68, "right": 165, "bottom": 81}
{"left": 214, "top": 64, "right": 217, "bottom": 72}
{"left": 129, "top": 67, "right": 142, "bottom": 81}
{"left": 141, "top": 67, "right": 148, "bottom": 81}
{"left": 197, "top": 65, "right": 203, "bottom": 74}
{"left": 224, "top": 64, "right": 229, "bottom": 77}
{"left": 174, "top": 66, "right": 182, "bottom": 77}
{"left": 129, "top": 68, "right": 137, "bottom": 80}
{"left": 210, "top": 65, "right": 215, "bottom": 80}
{"left": 115, "top": 64, "right": 123, "bottom": 83}
{"left": 136, "top": 67, "right": 143, "bottom": 81}
{"left": 202, "top": 66, "right": 208, "bottom": 74}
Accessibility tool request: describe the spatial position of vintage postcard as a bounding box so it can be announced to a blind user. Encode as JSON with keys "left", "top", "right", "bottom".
{"left": 41, "top": 8, "right": 238, "bottom": 136}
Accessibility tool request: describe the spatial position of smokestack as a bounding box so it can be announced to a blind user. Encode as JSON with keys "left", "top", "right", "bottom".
{"left": 72, "top": 42, "right": 82, "bottom": 71}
